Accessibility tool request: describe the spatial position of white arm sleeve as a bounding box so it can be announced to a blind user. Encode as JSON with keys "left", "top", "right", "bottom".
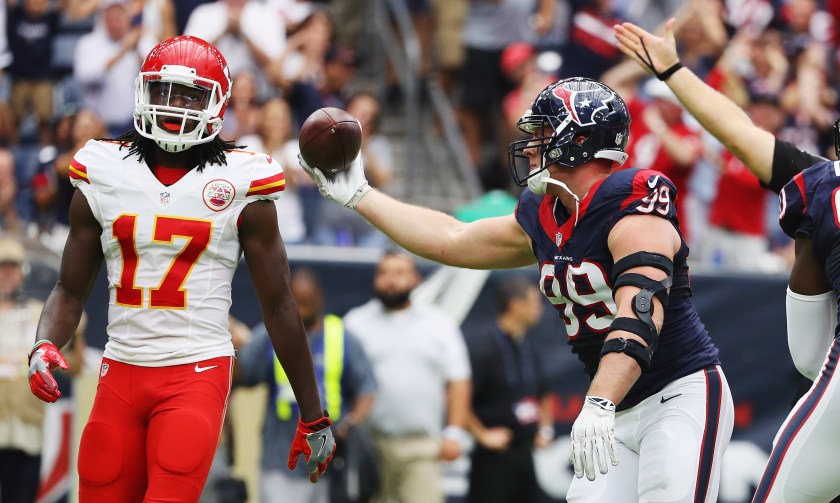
{"left": 786, "top": 287, "right": 837, "bottom": 380}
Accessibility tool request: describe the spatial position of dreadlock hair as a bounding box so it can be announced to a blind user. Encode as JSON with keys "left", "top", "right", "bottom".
{"left": 106, "top": 130, "right": 244, "bottom": 172}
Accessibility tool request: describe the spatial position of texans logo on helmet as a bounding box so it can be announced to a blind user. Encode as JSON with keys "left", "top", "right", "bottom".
{"left": 552, "top": 84, "right": 616, "bottom": 128}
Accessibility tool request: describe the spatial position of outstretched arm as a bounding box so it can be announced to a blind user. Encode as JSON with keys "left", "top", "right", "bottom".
{"left": 614, "top": 19, "right": 776, "bottom": 184}
{"left": 357, "top": 190, "right": 535, "bottom": 269}
{"left": 299, "top": 155, "right": 535, "bottom": 269}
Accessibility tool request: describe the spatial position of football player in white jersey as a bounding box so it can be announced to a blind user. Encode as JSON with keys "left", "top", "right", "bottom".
{"left": 26, "top": 36, "right": 335, "bottom": 502}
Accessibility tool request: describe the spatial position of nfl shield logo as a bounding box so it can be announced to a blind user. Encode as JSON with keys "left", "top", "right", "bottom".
{"left": 556, "top": 232, "right": 563, "bottom": 247}
{"left": 160, "top": 192, "right": 170, "bottom": 205}
{"left": 100, "top": 362, "right": 109, "bottom": 377}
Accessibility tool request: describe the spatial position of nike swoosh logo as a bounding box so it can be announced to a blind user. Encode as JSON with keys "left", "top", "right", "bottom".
{"left": 647, "top": 175, "right": 660, "bottom": 188}
{"left": 194, "top": 364, "right": 218, "bottom": 373}
{"left": 660, "top": 393, "right": 681, "bottom": 403}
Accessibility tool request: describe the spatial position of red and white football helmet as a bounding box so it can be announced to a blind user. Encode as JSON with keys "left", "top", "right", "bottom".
{"left": 134, "top": 36, "right": 232, "bottom": 152}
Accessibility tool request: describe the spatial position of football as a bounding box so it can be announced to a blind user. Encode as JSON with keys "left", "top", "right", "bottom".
{"left": 298, "top": 107, "right": 362, "bottom": 175}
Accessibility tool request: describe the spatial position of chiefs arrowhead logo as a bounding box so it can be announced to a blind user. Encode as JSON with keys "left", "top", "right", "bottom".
{"left": 202, "top": 179, "right": 236, "bottom": 211}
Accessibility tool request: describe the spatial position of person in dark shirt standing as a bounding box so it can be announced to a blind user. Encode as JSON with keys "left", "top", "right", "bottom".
{"left": 465, "top": 275, "right": 555, "bottom": 503}
{"left": 7, "top": 0, "right": 60, "bottom": 145}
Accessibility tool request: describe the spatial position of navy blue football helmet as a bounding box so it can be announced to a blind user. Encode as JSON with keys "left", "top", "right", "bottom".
{"left": 508, "top": 77, "right": 631, "bottom": 188}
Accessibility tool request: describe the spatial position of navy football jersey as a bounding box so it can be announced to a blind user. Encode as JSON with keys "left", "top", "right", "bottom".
{"left": 780, "top": 161, "right": 840, "bottom": 311}
{"left": 516, "top": 168, "right": 720, "bottom": 410}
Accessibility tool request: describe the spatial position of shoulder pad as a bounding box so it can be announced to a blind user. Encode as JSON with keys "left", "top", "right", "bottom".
{"left": 778, "top": 160, "right": 838, "bottom": 238}
{"left": 604, "top": 168, "right": 678, "bottom": 220}
{"left": 69, "top": 139, "right": 130, "bottom": 188}
{"left": 226, "top": 150, "right": 287, "bottom": 199}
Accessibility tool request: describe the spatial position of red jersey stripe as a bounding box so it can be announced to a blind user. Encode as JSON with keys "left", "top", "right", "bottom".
{"left": 69, "top": 159, "right": 89, "bottom": 183}
{"left": 247, "top": 172, "right": 286, "bottom": 195}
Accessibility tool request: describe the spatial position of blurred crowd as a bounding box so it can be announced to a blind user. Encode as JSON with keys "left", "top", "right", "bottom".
{"left": 1, "top": 0, "right": 839, "bottom": 269}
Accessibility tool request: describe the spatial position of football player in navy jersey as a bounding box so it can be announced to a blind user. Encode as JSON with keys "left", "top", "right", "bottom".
{"left": 749, "top": 158, "right": 840, "bottom": 502}
{"left": 616, "top": 20, "right": 840, "bottom": 503}
{"left": 300, "top": 77, "right": 734, "bottom": 503}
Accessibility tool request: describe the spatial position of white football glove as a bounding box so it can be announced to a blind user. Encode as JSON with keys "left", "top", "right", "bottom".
{"left": 570, "top": 396, "right": 619, "bottom": 481}
{"left": 298, "top": 153, "right": 372, "bottom": 209}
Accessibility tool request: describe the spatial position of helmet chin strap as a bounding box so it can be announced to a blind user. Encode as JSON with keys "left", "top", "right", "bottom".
{"left": 528, "top": 175, "right": 581, "bottom": 226}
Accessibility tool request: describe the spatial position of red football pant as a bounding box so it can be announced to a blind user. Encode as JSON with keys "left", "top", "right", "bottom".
{"left": 78, "top": 356, "right": 232, "bottom": 503}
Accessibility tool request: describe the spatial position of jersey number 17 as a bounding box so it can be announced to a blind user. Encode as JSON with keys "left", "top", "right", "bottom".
{"left": 112, "top": 214, "right": 212, "bottom": 309}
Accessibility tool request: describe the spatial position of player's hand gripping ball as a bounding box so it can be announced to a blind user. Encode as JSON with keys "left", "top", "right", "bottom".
{"left": 298, "top": 108, "right": 362, "bottom": 176}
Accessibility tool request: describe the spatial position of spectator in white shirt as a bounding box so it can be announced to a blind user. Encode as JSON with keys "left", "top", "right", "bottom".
{"left": 343, "top": 252, "right": 472, "bottom": 503}
{"left": 183, "top": 0, "right": 285, "bottom": 98}
{"left": 73, "top": 0, "right": 156, "bottom": 136}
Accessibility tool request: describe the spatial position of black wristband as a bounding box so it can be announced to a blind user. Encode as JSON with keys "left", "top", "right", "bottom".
{"left": 657, "top": 61, "right": 683, "bottom": 81}
{"left": 635, "top": 41, "right": 684, "bottom": 82}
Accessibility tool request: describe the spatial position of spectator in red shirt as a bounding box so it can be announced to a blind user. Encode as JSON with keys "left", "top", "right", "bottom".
{"left": 702, "top": 95, "right": 790, "bottom": 272}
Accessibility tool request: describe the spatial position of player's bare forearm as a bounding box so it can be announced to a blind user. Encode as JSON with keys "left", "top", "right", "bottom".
{"left": 356, "top": 190, "right": 535, "bottom": 269}
{"left": 664, "top": 69, "right": 773, "bottom": 182}
{"left": 38, "top": 286, "right": 91, "bottom": 351}
{"left": 241, "top": 201, "right": 323, "bottom": 422}
{"left": 36, "top": 190, "right": 103, "bottom": 350}
{"left": 587, "top": 353, "right": 642, "bottom": 404}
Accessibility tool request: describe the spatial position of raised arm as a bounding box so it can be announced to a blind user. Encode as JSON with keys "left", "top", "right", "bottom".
{"left": 614, "top": 19, "right": 775, "bottom": 184}
{"left": 300, "top": 155, "right": 536, "bottom": 269}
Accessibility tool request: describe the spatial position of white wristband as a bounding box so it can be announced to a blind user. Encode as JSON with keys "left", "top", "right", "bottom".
{"left": 443, "top": 425, "right": 469, "bottom": 444}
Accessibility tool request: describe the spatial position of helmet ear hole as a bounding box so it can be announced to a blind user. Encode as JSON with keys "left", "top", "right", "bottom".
{"left": 573, "top": 132, "right": 589, "bottom": 145}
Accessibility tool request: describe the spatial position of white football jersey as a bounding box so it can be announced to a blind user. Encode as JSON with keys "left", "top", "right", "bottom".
{"left": 70, "top": 139, "right": 286, "bottom": 366}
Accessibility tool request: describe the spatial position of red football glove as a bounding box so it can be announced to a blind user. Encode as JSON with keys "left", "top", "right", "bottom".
{"left": 28, "top": 341, "right": 68, "bottom": 403}
{"left": 288, "top": 412, "right": 336, "bottom": 483}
